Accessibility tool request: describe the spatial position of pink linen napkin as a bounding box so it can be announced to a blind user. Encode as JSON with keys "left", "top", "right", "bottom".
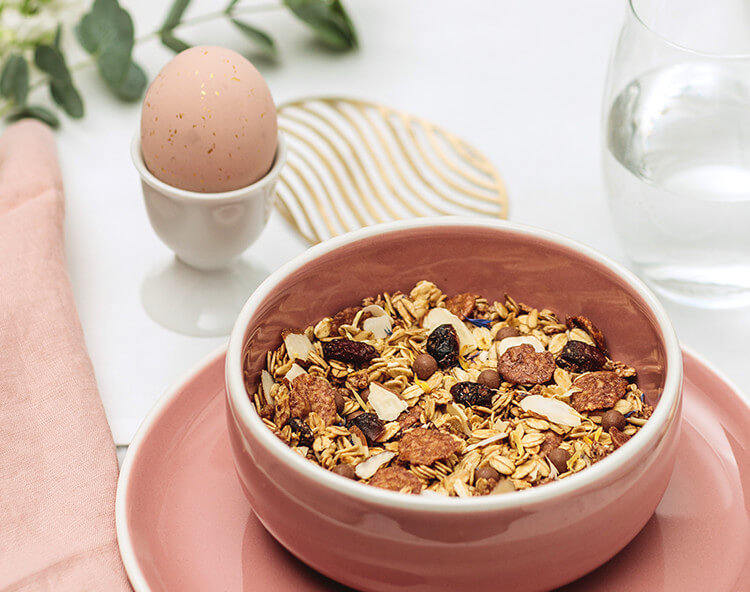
{"left": 0, "top": 120, "right": 130, "bottom": 591}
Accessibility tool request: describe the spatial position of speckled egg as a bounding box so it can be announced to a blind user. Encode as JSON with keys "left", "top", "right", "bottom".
{"left": 140, "top": 46, "right": 278, "bottom": 193}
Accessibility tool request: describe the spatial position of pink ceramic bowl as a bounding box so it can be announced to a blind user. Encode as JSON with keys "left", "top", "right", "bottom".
{"left": 225, "top": 218, "right": 683, "bottom": 592}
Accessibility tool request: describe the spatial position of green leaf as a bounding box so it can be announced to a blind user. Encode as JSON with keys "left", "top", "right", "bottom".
{"left": 161, "top": 0, "right": 191, "bottom": 30}
{"left": 34, "top": 44, "right": 72, "bottom": 84}
{"left": 53, "top": 25, "right": 62, "bottom": 50}
{"left": 231, "top": 19, "right": 277, "bottom": 57}
{"left": 0, "top": 54, "right": 29, "bottom": 104}
{"left": 283, "top": 0, "right": 357, "bottom": 49}
{"left": 75, "top": 0, "right": 135, "bottom": 86}
{"left": 112, "top": 61, "right": 147, "bottom": 101}
{"left": 50, "top": 79, "right": 84, "bottom": 118}
{"left": 225, "top": 0, "right": 241, "bottom": 13}
{"left": 160, "top": 30, "right": 191, "bottom": 53}
{"left": 7, "top": 105, "right": 60, "bottom": 128}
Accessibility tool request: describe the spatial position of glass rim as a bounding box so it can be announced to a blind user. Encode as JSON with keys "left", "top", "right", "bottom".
{"left": 629, "top": 0, "right": 750, "bottom": 59}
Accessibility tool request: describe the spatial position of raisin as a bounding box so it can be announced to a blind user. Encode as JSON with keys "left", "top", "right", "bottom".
{"left": 348, "top": 412, "right": 384, "bottom": 444}
{"left": 288, "top": 417, "right": 314, "bottom": 447}
{"left": 557, "top": 340, "right": 607, "bottom": 373}
{"left": 322, "top": 339, "right": 378, "bottom": 366}
{"left": 426, "top": 324, "right": 460, "bottom": 369}
{"left": 450, "top": 381, "right": 494, "bottom": 408}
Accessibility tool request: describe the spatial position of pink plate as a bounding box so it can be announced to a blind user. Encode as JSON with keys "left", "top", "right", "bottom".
{"left": 116, "top": 348, "right": 750, "bottom": 591}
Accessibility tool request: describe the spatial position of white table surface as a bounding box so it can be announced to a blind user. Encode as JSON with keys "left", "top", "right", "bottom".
{"left": 50, "top": 0, "right": 749, "bottom": 445}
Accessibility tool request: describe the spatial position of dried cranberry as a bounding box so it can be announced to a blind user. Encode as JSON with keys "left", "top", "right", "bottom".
{"left": 450, "top": 381, "right": 494, "bottom": 408}
{"left": 348, "top": 412, "right": 384, "bottom": 444}
{"left": 288, "top": 417, "right": 314, "bottom": 447}
{"left": 557, "top": 340, "right": 606, "bottom": 373}
{"left": 322, "top": 339, "right": 378, "bottom": 366}
{"left": 426, "top": 324, "right": 460, "bottom": 369}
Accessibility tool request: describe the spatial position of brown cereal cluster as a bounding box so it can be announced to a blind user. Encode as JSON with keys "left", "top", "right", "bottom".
{"left": 244, "top": 281, "right": 652, "bottom": 497}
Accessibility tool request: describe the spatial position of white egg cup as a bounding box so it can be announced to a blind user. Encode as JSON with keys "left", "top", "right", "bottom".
{"left": 132, "top": 132, "right": 287, "bottom": 336}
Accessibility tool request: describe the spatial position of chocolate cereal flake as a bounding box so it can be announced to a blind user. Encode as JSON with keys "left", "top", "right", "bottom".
{"left": 398, "top": 428, "right": 460, "bottom": 466}
{"left": 570, "top": 371, "right": 629, "bottom": 412}
{"left": 497, "top": 344, "right": 555, "bottom": 385}
{"left": 369, "top": 466, "right": 422, "bottom": 494}
{"left": 290, "top": 374, "right": 337, "bottom": 426}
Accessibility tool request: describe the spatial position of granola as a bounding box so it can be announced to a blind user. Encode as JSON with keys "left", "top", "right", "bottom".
{"left": 243, "top": 281, "right": 652, "bottom": 497}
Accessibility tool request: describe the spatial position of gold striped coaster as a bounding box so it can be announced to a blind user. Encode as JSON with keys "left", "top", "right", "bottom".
{"left": 276, "top": 97, "right": 508, "bottom": 244}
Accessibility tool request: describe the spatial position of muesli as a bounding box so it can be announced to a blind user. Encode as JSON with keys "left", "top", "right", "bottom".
{"left": 243, "top": 281, "right": 652, "bottom": 497}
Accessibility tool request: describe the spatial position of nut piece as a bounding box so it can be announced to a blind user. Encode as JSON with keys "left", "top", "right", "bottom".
{"left": 571, "top": 371, "right": 629, "bottom": 412}
{"left": 601, "top": 409, "right": 627, "bottom": 432}
{"left": 497, "top": 344, "right": 555, "bottom": 385}
{"left": 609, "top": 426, "right": 631, "bottom": 449}
{"left": 494, "top": 325, "right": 521, "bottom": 341}
{"left": 556, "top": 340, "right": 607, "bottom": 373}
{"left": 369, "top": 466, "right": 422, "bottom": 494}
{"left": 566, "top": 315, "right": 608, "bottom": 355}
{"left": 475, "top": 465, "right": 501, "bottom": 482}
{"left": 547, "top": 447, "right": 570, "bottom": 473}
{"left": 445, "top": 292, "right": 476, "bottom": 319}
{"left": 539, "top": 431, "right": 563, "bottom": 456}
{"left": 330, "top": 306, "right": 361, "bottom": 334}
{"left": 290, "top": 374, "right": 338, "bottom": 426}
{"left": 331, "top": 463, "right": 356, "bottom": 479}
{"left": 322, "top": 338, "right": 378, "bottom": 366}
{"left": 413, "top": 353, "right": 439, "bottom": 380}
{"left": 450, "top": 381, "right": 494, "bottom": 408}
{"left": 398, "top": 427, "right": 460, "bottom": 466}
{"left": 333, "top": 388, "right": 347, "bottom": 415}
{"left": 477, "top": 369, "right": 501, "bottom": 389}
{"left": 397, "top": 405, "right": 423, "bottom": 429}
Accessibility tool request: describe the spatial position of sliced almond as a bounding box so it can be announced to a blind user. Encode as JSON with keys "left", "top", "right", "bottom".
{"left": 495, "top": 335, "right": 545, "bottom": 357}
{"left": 284, "top": 363, "right": 307, "bottom": 383}
{"left": 367, "top": 382, "right": 408, "bottom": 421}
{"left": 283, "top": 331, "right": 315, "bottom": 362}
{"left": 355, "top": 451, "right": 396, "bottom": 479}
{"left": 519, "top": 395, "right": 581, "bottom": 427}
{"left": 260, "top": 369, "right": 276, "bottom": 404}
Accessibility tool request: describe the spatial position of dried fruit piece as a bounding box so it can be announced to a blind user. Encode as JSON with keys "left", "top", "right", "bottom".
{"left": 369, "top": 466, "right": 422, "bottom": 494}
{"left": 519, "top": 395, "right": 581, "bottom": 427}
{"left": 397, "top": 405, "right": 422, "bottom": 429}
{"left": 494, "top": 325, "right": 520, "bottom": 341}
{"left": 289, "top": 374, "right": 337, "bottom": 426}
{"left": 547, "top": 447, "right": 570, "bottom": 473}
{"left": 566, "top": 315, "right": 608, "bottom": 355}
{"left": 497, "top": 344, "right": 555, "bottom": 384}
{"left": 322, "top": 338, "right": 378, "bottom": 366}
{"left": 413, "top": 353, "right": 438, "bottom": 380}
{"left": 446, "top": 292, "right": 476, "bottom": 319}
{"left": 601, "top": 409, "right": 627, "bottom": 432}
{"left": 288, "top": 417, "right": 314, "bottom": 447}
{"left": 450, "top": 381, "right": 494, "bottom": 408}
{"left": 331, "top": 463, "right": 356, "bottom": 479}
{"left": 398, "top": 428, "right": 460, "bottom": 465}
{"left": 333, "top": 388, "right": 347, "bottom": 414}
{"left": 556, "top": 340, "right": 606, "bottom": 373}
{"left": 477, "top": 369, "right": 500, "bottom": 389}
{"left": 426, "top": 324, "right": 460, "bottom": 369}
{"left": 348, "top": 412, "right": 385, "bottom": 444}
{"left": 354, "top": 451, "right": 395, "bottom": 479}
{"left": 368, "top": 383, "right": 408, "bottom": 421}
{"left": 330, "top": 306, "right": 361, "bottom": 334}
{"left": 571, "top": 371, "right": 628, "bottom": 412}
{"left": 423, "top": 308, "right": 477, "bottom": 350}
{"left": 609, "top": 426, "right": 631, "bottom": 449}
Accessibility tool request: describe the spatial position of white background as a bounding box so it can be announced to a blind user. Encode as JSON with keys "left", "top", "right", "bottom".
{"left": 47, "top": 0, "right": 749, "bottom": 444}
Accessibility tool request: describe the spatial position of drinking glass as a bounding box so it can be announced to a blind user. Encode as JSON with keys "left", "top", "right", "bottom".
{"left": 603, "top": 0, "right": 750, "bottom": 308}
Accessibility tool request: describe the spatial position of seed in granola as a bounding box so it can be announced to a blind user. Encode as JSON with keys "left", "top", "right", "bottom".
{"left": 557, "top": 340, "right": 606, "bottom": 373}
{"left": 290, "top": 374, "right": 337, "bottom": 426}
{"left": 571, "top": 371, "right": 629, "bottom": 412}
{"left": 426, "top": 324, "right": 460, "bottom": 369}
{"left": 413, "top": 353, "right": 438, "bottom": 380}
{"left": 398, "top": 427, "right": 460, "bottom": 465}
{"left": 601, "top": 409, "right": 627, "bottom": 432}
{"left": 288, "top": 417, "right": 314, "bottom": 448}
{"left": 348, "top": 412, "right": 384, "bottom": 444}
{"left": 477, "top": 369, "right": 501, "bottom": 389}
{"left": 566, "top": 315, "right": 608, "bottom": 355}
{"left": 547, "top": 447, "right": 570, "bottom": 473}
{"left": 445, "top": 292, "right": 476, "bottom": 319}
{"left": 333, "top": 388, "right": 347, "bottom": 415}
{"left": 450, "top": 381, "right": 494, "bottom": 408}
{"left": 497, "top": 344, "right": 555, "bottom": 385}
{"left": 331, "top": 463, "right": 357, "bottom": 479}
{"left": 494, "top": 325, "right": 521, "bottom": 341}
{"left": 322, "top": 339, "right": 378, "bottom": 367}
{"left": 475, "top": 465, "right": 501, "bottom": 482}
{"left": 330, "top": 306, "right": 361, "bottom": 334}
{"left": 369, "top": 466, "right": 422, "bottom": 494}
{"left": 609, "top": 427, "right": 631, "bottom": 449}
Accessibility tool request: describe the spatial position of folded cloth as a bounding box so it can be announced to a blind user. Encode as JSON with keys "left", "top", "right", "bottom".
{"left": 0, "top": 121, "right": 130, "bottom": 591}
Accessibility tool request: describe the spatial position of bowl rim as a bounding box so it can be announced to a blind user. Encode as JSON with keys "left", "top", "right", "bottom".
{"left": 130, "top": 131, "right": 287, "bottom": 203}
{"left": 225, "top": 217, "right": 683, "bottom": 512}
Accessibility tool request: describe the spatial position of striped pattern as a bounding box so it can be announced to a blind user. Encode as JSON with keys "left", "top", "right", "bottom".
{"left": 276, "top": 97, "right": 508, "bottom": 244}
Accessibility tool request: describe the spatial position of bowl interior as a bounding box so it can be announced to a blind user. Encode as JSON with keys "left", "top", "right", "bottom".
{"left": 241, "top": 224, "right": 668, "bottom": 407}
